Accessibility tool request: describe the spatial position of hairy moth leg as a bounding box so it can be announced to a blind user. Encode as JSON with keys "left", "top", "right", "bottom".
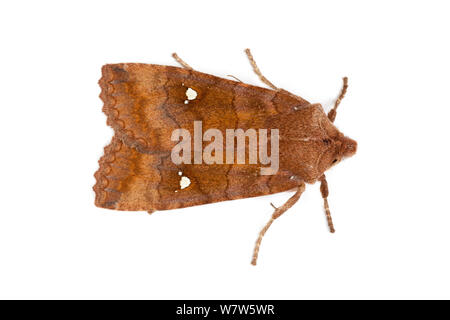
{"left": 244, "top": 48, "right": 279, "bottom": 91}
{"left": 251, "top": 183, "right": 306, "bottom": 265}
{"left": 171, "top": 52, "right": 194, "bottom": 70}
{"left": 327, "top": 77, "right": 348, "bottom": 122}
{"left": 227, "top": 74, "right": 243, "bottom": 82}
{"left": 319, "top": 175, "right": 335, "bottom": 233}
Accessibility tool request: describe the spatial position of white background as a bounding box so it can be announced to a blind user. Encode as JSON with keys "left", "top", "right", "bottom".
{"left": 0, "top": 0, "right": 449, "bottom": 299}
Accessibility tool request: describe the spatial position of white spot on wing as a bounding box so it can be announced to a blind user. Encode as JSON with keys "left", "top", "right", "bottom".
{"left": 185, "top": 88, "right": 197, "bottom": 100}
{"left": 180, "top": 176, "right": 191, "bottom": 189}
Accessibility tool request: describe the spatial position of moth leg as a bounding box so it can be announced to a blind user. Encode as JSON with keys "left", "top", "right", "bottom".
{"left": 319, "top": 175, "right": 335, "bottom": 233}
{"left": 227, "top": 74, "right": 243, "bottom": 82}
{"left": 244, "top": 48, "right": 279, "bottom": 91}
{"left": 171, "top": 53, "right": 194, "bottom": 70}
{"left": 251, "top": 183, "right": 306, "bottom": 265}
{"left": 327, "top": 77, "right": 349, "bottom": 122}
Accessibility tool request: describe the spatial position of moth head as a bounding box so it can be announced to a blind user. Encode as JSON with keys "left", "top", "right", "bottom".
{"left": 320, "top": 134, "right": 357, "bottom": 170}
{"left": 317, "top": 113, "right": 357, "bottom": 175}
{"left": 274, "top": 103, "right": 357, "bottom": 182}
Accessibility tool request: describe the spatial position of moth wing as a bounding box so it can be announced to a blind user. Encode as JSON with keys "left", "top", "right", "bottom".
{"left": 94, "top": 136, "right": 299, "bottom": 211}
{"left": 100, "top": 63, "right": 309, "bottom": 154}
{"left": 96, "top": 63, "right": 307, "bottom": 211}
{"left": 93, "top": 135, "right": 160, "bottom": 211}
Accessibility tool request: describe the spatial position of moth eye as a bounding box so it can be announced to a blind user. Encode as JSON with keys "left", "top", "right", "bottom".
{"left": 322, "top": 138, "right": 331, "bottom": 145}
{"left": 332, "top": 159, "right": 338, "bottom": 164}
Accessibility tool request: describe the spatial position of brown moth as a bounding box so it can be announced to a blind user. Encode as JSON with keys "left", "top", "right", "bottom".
{"left": 93, "top": 49, "right": 357, "bottom": 265}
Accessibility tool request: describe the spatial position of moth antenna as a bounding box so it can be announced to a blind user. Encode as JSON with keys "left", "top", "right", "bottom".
{"left": 251, "top": 183, "right": 305, "bottom": 265}
{"left": 172, "top": 53, "right": 194, "bottom": 70}
{"left": 227, "top": 74, "right": 243, "bottom": 82}
{"left": 319, "top": 175, "right": 335, "bottom": 233}
{"left": 328, "top": 77, "right": 348, "bottom": 123}
{"left": 244, "top": 48, "right": 279, "bottom": 91}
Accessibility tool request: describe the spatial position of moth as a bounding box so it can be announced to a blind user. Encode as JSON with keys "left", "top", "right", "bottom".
{"left": 93, "top": 49, "right": 357, "bottom": 265}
